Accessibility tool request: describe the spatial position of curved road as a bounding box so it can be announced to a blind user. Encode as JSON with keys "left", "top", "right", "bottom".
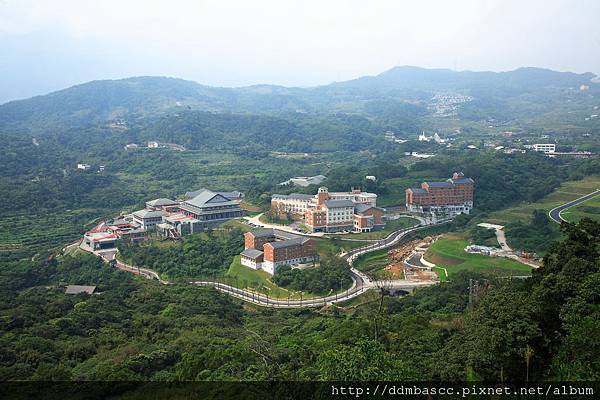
{"left": 548, "top": 189, "right": 600, "bottom": 223}
{"left": 89, "top": 220, "right": 447, "bottom": 308}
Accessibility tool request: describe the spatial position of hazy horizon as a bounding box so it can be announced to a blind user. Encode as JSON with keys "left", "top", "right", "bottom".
{"left": 2, "top": 0, "right": 600, "bottom": 103}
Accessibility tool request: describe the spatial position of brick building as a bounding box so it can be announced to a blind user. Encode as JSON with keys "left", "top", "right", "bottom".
{"left": 241, "top": 229, "right": 318, "bottom": 275}
{"left": 406, "top": 172, "right": 474, "bottom": 217}
{"left": 272, "top": 187, "right": 385, "bottom": 233}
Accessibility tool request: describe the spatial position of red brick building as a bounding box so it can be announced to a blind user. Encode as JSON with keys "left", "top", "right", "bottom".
{"left": 406, "top": 172, "right": 474, "bottom": 216}
{"left": 240, "top": 229, "right": 318, "bottom": 275}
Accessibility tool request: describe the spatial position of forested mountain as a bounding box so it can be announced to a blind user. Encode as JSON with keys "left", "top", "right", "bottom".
{"left": 1, "top": 67, "right": 598, "bottom": 134}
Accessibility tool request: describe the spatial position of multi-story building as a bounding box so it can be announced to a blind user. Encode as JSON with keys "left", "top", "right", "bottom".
{"left": 406, "top": 172, "right": 474, "bottom": 217}
{"left": 531, "top": 143, "right": 556, "bottom": 153}
{"left": 179, "top": 189, "right": 244, "bottom": 229}
{"left": 132, "top": 209, "right": 166, "bottom": 230}
{"left": 271, "top": 193, "right": 315, "bottom": 218}
{"left": 240, "top": 229, "right": 318, "bottom": 275}
{"left": 83, "top": 188, "right": 246, "bottom": 248}
{"left": 272, "top": 187, "right": 385, "bottom": 233}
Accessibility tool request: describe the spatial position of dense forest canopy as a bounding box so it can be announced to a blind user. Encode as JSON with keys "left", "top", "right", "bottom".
{"left": 0, "top": 65, "right": 599, "bottom": 389}
{"left": 0, "top": 219, "right": 598, "bottom": 384}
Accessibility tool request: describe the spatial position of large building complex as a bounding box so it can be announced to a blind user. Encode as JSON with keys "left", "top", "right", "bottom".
{"left": 271, "top": 187, "right": 385, "bottom": 233}
{"left": 83, "top": 188, "right": 244, "bottom": 250}
{"left": 241, "top": 229, "right": 318, "bottom": 275}
{"left": 405, "top": 172, "right": 474, "bottom": 217}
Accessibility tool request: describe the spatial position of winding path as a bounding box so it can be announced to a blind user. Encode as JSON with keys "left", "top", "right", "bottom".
{"left": 86, "top": 219, "right": 447, "bottom": 308}
{"left": 548, "top": 189, "right": 600, "bottom": 223}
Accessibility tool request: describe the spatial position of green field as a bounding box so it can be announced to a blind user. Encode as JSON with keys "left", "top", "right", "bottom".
{"left": 226, "top": 255, "right": 342, "bottom": 300}
{"left": 353, "top": 248, "right": 395, "bottom": 280}
{"left": 487, "top": 175, "right": 600, "bottom": 225}
{"left": 424, "top": 235, "right": 532, "bottom": 279}
{"left": 331, "top": 216, "right": 419, "bottom": 240}
{"left": 560, "top": 194, "right": 600, "bottom": 223}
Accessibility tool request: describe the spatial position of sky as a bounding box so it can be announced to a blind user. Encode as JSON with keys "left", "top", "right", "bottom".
{"left": 1, "top": 0, "right": 600, "bottom": 103}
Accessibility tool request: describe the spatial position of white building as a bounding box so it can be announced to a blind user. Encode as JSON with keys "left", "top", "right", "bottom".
{"left": 531, "top": 143, "right": 556, "bottom": 153}
{"left": 77, "top": 163, "right": 91, "bottom": 170}
{"left": 148, "top": 141, "right": 160, "bottom": 148}
{"left": 132, "top": 209, "right": 166, "bottom": 230}
{"left": 279, "top": 175, "right": 327, "bottom": 187}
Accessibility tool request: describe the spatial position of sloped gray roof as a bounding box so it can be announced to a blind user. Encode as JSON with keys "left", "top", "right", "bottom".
{"left": 325, "top": 199, "right": 355, "bottom": 208}
{"left": 146, "top": 198, "right": 177, "bottom": 207}
{"left": 185, "top": 188, "right": 244, "bottom": 201}
{"left": 133, "top": 209, "right": 166, "bottom": 219}
{"left": 450, "top": 177, "right": 474, "bottom": 184}
{"left": 185, "top": 191, "right": 238, "bottom": 208}
{"left": 425, "top": 181, "right": 453, "bottom": 188}
{"left": 265, "top": 237, "right": 309, "bottom": 249}
{"left": 250, "top": 228, "right": 277, "bottom": 238}
{"left": 241, "top": 248, "right": 264, "bottom": 259}
{"left": 272, "top": 193, "right": 314, "bottom": 200}
{"left": 408, "top": 188, "right": 428, "bottom": 194}
{"left": 65, "top": 285, "right": 96, "bottom": 294}
{"left": 354, "top": 203, "right": 373, "bottom": 213}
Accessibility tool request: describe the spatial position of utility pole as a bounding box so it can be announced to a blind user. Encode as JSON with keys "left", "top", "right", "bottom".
{"left": 468, "top": 278, "right": 473, "bottom": 310}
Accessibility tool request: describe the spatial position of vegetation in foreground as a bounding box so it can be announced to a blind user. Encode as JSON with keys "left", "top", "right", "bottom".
{"left": 0, "top": 219, "right": 598, "bottom": 383}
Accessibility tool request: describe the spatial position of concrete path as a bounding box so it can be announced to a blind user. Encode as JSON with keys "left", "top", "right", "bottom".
{"left": 477, "top": 223, "right": 511, "bottom": 251}
{"left": 81, "top": 220, "right": 446, "bottom": 308}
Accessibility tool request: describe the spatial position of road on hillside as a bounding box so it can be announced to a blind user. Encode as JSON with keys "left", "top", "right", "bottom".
{"left": 87, "top": 220, "right": 445, "bottom": 308}
{"left": 548, "top": 190, "right": 600, "bottom": 223}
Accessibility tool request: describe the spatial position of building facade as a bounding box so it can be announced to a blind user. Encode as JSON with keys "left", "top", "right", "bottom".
{"left": 179, "top": 189, "right": 244, "bottom": 229}
{"left": 406, "top": 172, "right": 474, "bottom": 217}
{"left": 240, "top": 229, "right": 318, "bottom": 275}
{"left": 271, "top": 187, "right": 385, "bottom": 233}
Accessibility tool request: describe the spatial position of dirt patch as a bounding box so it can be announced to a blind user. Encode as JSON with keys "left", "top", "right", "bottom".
{"left": 384, "top": 263, "right": 404, "bottom": 279}
{"left": 427, "top": 253, "right": 465, "bottom": 266}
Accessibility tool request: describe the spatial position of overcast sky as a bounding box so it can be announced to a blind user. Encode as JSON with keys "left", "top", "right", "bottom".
{"left": 1, "top": 0, "right": 599, "bottom": 103}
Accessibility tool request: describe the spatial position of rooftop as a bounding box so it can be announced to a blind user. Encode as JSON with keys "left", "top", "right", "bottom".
{"left": 184, "top": 190, "right": 239, "bottom": 209}
{"left": 146, "top": 198, "right": 178, "bottom": 207}
{"left": 272, "top": 193, "right": 315, "bottom": 201}
{"left": 408, "top": 188, "right": 428, "bottom": 194}
{"left": 450, "top": 177, "right": 475, "bottom": 184}
{"left": 65, "top": 285, "right": 96, "bottom": 295}
{"left": 265, "top": 237, "right": 309, "bottom": 249}
{"left": 132, "top": 209, "right": 166, "bottom": 219}
{"left": 241, "top": 248, "right": 264, "bottom": 259}
{"left": 324, "top": 199, "right": 355, "bottom": 208}
{"left": 425, "top": 181, "right": 453, "bottom": 188}
{"left": 185, "top": 188, "right": 244, "bottom": 201}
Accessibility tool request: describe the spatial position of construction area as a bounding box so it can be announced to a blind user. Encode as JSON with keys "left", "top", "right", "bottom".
{"left": 384, "top": 236, "right": 439, "bottom": 282}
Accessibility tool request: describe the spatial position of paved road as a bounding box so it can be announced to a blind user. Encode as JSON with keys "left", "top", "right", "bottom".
{"left": 548, "top": 189, "right": 600, "bottom": 223}
{"left": 86, "top": 220, "right": 446, "bottom": 308}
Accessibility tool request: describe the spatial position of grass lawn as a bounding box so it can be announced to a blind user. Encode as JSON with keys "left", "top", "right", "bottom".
{"left": 258, "top": 214, "right": 294, "bottom": 225}
{"left": 560, "top": 194, "right": 600, "bottom": 223}
{"left": 424, "top": 234, "right": 532, "bottom": 279}
{"left": 353, "top": 248, "right": 395, "bottom": 280}
{"left": 331, "top": 216, "right": 419, "bottom": 240}
{"left": 225, "top": 256, "right": 339, "bottom": 300}
{"left": 314, "top": 237, "right": 366, "bottom": 257}
{"left": 221, "top": 219, "right": 253, "bottom": 232}
{"left": 487, "top": 175, "right": 600, "bottom": 225}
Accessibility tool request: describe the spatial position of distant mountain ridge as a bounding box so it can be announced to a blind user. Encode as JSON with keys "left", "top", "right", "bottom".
{"left": 0, "top": 66, "right": 597, "bottom": 131}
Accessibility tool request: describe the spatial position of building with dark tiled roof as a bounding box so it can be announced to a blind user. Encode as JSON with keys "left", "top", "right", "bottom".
{"left": 406, "top": 172, "right": 474, "bottom": 216}
{"left": 241, "top": 229, "right": 318, "bottom": 274}
{"left": 179, "top": 190, "right": 244, "bottom": 229}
